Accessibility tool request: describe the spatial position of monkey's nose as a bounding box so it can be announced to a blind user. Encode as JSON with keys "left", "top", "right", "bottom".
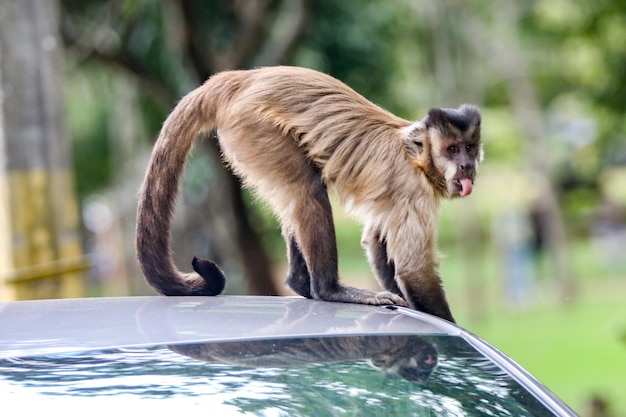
{"left": 458, "top": 163, "right": 475, "bottom": 175}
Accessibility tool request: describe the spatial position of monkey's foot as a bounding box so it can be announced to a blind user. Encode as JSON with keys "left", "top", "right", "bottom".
{"left": 317, "top": 286, "right": 408, "bottom": 307}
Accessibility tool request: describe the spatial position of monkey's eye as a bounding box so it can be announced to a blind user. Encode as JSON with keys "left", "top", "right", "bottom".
{"left": 447, "top": 145, "right": 459, "bottom": 155}
{"left": 466, "top": 144, "right": 476, "bottom": 153}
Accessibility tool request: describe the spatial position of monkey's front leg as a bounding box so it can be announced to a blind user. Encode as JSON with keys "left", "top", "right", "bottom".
{"left": 361, "top": 226, "right": 402, "bottom": 296}
{"left": 290, "top": 176, "right": 407, "bottom": 307}
{"left": 395, "top": 267, "right": 455, "bottom": 323}
{"left": 384, "top": 216, "right": 456, "bottom": 322}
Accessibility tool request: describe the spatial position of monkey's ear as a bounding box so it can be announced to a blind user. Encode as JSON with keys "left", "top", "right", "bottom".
{"left": 403, "top": 122, "right": 426, "bottom": 158}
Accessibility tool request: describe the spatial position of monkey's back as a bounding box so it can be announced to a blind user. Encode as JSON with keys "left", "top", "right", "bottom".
{"left": 206, "top": 66, "right": 412, "bottom": 202}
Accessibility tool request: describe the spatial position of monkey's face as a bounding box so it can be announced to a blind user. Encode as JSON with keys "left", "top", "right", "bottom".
{"left": 426, "top": 105, "right": 482, "bottom": 199}
{"left": 436, "top": 135, "right": 482, "bottom": 198}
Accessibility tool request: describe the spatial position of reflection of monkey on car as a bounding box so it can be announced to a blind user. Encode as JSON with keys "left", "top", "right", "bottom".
{"left": 133, "top": 298, "right": 440, "bottom": 384}
{"left": 170, "top": 335, "right": 439, "bottom": 385}
{"left": 136, "top": 66, "right": 482, "bottom": 323}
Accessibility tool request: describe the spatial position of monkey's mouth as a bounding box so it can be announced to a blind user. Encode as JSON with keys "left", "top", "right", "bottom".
{"left": 453, "top": 178, "right": 473, "bottom": 197}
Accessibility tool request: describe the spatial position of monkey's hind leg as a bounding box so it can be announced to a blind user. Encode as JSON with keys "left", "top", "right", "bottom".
{"left": 289, "top": 174, "right": 407, "bottom": 307}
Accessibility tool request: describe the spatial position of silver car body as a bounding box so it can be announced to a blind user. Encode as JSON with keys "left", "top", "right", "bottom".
{"left": 0, "top": 296, "right": 577, "bottom": 416}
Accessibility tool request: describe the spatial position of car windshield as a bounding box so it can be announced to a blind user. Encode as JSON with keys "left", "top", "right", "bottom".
{"left": 1, "top": 334, "right": 555, "bottom": 417}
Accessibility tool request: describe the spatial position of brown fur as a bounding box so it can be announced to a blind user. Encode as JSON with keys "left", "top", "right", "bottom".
{"left": 136, "top": 66, "right": 482, "bottom": 323}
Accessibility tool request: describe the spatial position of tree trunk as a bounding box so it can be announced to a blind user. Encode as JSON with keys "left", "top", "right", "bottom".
{"left": 0, "top": 0, "right": 87, "bottom": 300}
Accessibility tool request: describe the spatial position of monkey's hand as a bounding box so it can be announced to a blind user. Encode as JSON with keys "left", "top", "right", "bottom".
{"left": 367, "top": 291, "right": 409, "bottom": 307}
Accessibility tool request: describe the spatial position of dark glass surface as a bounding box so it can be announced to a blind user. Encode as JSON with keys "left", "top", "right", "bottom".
{"left": 0, "top": 335, "right": 556, "bottom": 416}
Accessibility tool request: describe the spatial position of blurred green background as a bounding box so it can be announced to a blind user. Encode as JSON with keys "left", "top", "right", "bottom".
{"left": 0, "top": 1, "right": 624, "bottom": 415}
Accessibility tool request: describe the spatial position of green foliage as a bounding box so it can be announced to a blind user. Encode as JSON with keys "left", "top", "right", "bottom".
{"left": 71, "top": 114, "right": 111, "bottom": 198}
{"left": 63, "top": 0, "right": 626, "bottom": 197}
{"left": 294, "top": 0, "right": 406, "bottom": 112}
{"left": 526, "top": 0, "right": 626, "bottom": 166}
{"left": 65, "top": 64, "right": 113, "bottom": 197}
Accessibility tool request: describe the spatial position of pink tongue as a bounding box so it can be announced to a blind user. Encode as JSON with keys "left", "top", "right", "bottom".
{"left": 459, "top": 178, "right": 473, "bottom": 197}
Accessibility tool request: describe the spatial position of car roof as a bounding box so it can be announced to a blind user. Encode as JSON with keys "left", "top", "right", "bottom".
{"left": 0, "top": 295, "right": 577, "bottom": 416}
{"left": 0, "top": 295, "right": 455, "bottom": 359}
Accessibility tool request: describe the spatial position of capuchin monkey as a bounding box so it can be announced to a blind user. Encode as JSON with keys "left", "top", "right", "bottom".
{"left": 136, "top": 66, "right": 482, "bottom": 323}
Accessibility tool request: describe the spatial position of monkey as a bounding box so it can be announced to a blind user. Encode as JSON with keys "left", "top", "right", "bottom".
{"left": 136, "top": 66, "right": 482, "bottom": 323}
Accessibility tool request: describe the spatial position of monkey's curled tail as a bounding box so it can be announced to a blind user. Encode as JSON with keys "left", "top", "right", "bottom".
{"left": 136, "top": 85, "right": 225, "bottom": 296}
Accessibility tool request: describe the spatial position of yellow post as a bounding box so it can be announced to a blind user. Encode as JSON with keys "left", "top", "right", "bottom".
{"left": 0, "top": 0, "right": 88, "bottom": 301}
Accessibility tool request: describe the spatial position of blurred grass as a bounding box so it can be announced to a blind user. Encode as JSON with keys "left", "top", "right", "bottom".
{"left": 328, "top": 209, "right": 626, "bottom": 416}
